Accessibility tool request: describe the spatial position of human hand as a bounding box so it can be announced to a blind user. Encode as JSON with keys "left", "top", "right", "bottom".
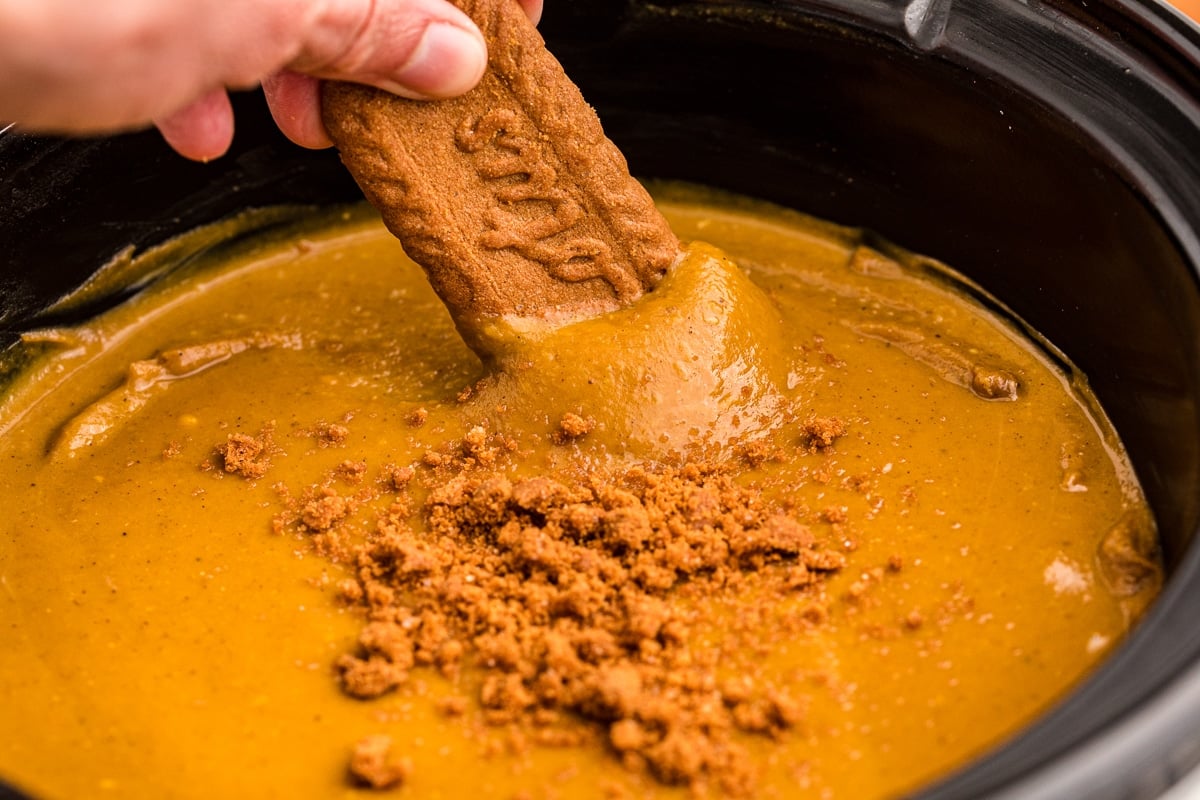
{"left": 0, "top": 0, "right": 543, "bottom": 162}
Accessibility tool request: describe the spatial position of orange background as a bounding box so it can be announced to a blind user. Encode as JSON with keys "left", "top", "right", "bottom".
{"left": 1168, "top": 0, "right": 1200, "bottom": 21}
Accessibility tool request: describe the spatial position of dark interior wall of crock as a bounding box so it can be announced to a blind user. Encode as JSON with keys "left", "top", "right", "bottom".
{"left": 0, "top": 127, "right": 361, "bottom": 335}
{"left": 541, "top": 0, "right": 1200, "bottom": 563}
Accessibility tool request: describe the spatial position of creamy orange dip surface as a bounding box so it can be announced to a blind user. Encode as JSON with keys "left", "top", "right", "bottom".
{"left": 0, "top": 186, "right": 1160, "bottom": 798}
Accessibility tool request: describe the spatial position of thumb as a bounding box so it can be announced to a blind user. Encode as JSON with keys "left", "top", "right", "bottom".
{"left": 292, "top": 0, "right": 488, "bottom": 100}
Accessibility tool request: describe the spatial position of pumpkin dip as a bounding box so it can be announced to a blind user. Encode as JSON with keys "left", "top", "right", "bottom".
{"left": 0, "top": 183, "right": 1161, "bottom": 799}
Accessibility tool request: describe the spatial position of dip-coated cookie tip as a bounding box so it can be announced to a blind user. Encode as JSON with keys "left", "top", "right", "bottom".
{"left": 322, "top": 0, "right": 680, "bottom": 354}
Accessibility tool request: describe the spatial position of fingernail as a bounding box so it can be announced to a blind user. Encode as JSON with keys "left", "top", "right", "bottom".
{"left": 385, "top": 22, "right": 487, "bottom": 99}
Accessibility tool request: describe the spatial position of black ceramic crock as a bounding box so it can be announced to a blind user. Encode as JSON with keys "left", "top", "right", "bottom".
{"left": 2, "top": 1, "right": 1199, "bottom": 798}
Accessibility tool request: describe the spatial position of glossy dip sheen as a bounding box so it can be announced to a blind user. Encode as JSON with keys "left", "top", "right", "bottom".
{"left": 0, "top": 187, "right": 1160, "bottom": 798}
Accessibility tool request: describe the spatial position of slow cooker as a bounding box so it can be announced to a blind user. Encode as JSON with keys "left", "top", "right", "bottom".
{"left": 1, "top": 1, "right": 1198, "bottom": 797}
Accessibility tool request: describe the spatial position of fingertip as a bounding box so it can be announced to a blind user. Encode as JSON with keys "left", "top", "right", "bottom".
{"left": 384, "top": 20, "right": 487, "bottom": 100}
{"left": 154, "top": 89, "right": 236, "bottom": 162}
{"left": 520, "top": 0, "right": 544, "bottom": 25}
{"left": 263, "top": 71, "right": 334, "bottom": 149}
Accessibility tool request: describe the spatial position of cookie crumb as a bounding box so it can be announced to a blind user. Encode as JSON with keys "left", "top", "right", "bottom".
{"left": 552, "top": 412, "right": 595, "bottom": 444}
{"left": 215, "top": 422, "right": 276, "bottom": 479}
{"left": 348, "top": 735, "right": 412, "bottom": 790}
{"left": 799, "top": 416, "right": 846, "bottom": 451}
